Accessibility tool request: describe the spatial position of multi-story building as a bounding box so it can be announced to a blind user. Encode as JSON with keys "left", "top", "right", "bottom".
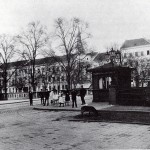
{"left": 121, "top": 38, "right": 150, "bottom": 59}
{"left": 120, "top": 38, "right": 150, "bottom": 87}
{"left": 0, "top": 52, "right": 98, "bottom": 96}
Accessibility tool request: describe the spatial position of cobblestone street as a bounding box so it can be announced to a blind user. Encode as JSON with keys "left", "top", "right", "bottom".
{"left": 0, "top": 102, "right": 150, "bottom": 150}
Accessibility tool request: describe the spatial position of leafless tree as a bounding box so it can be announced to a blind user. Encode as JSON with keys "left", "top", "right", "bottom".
{"left": 50, "top": 17, "right": 91, "bottom": 89}
{"left": 0, "top": 34, "right": 17, "bottom": 99}
{"left": 17, "top": 21, "right": 49, "bottom": 91}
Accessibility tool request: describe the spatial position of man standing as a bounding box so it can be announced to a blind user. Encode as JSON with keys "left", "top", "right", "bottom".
{"left": 71, "top": 89, "right": 77, "bottom": 108}
{"left": 39, "top": 89, "right": 44, "bottom": 105}
{"left": 80, "top": 85, "right": 86, "bottom": 105}
{"left": 29, "top": 89, "right": 33, "bottom": 106}
{"left": 44, "top": 89, "right": 50, "bottom": 106}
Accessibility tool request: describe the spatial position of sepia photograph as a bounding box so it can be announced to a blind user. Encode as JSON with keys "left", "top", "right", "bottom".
{"left": 0, "top": 0, "right": 150, "bottom": 149}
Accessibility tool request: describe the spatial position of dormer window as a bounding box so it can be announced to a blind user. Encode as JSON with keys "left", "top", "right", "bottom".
{"left": 141, "top": 51, "right": 144, "bottom": 56}
{"left": 135, "top": 52, "right": 138, "bottom": 57}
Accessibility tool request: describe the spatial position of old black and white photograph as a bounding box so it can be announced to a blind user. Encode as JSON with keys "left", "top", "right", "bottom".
{"left": 1, "top": 0, "right": 150, "bottom": 149}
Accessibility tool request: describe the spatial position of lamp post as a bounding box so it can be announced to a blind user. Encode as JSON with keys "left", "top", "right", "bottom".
{"left": 105, "top": 48, "right": 122, "bottom": 66}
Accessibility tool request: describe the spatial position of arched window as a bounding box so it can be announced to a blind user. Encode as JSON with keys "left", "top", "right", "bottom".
{"left": 99, "top": 78, "right": 103, "bottom": 89}
{"left": 99, "top": 77, "right": 112, "bottom": 89}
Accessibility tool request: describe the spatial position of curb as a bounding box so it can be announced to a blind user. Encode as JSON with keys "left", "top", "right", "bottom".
{"left": 68, "top": 119, "right": 150, "bottom": 125}
{"left": 33, "top": 107, "right": 80, "bottom": 112}
{"left": 0, "top": 99, "right": 39, "bottom": 105}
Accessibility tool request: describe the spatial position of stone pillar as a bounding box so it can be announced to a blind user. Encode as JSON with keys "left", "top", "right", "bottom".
{"left": 109, "top": 86, "right": 116, "bottom": 105}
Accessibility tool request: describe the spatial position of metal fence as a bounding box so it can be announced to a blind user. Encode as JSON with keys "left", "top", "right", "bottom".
{"left": 117, "top": 87, "right": 150, "bottom": 106}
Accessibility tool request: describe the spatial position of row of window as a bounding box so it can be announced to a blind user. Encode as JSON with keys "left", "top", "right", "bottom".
{"left": 38, "top": 66, "right": 65, "bottom": 73}
{"left": 124, "top": 50, "right": 150, "bottom": 58}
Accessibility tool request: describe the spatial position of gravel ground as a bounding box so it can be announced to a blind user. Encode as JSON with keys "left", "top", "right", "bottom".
{"left": 0, "top": 105, "right": 150, "bottom": 150}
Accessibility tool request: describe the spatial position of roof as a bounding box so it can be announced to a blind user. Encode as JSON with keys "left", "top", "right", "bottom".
{"left": 86, "top": 52, "right": 98, "bottom": 57}
{"left": 35, "top": 57, "right": 56, "bottom": 66}
{"left": 7, "top": 54, "right": 80, "bottom": 69}
{"left": 88, "top": 63, "right": 132, "bottom": 73}
{"left": 7, "top": 60, "right": 28, "bottom": 69}
{"left": 7, "top": 56, "right": 56, "bottom": 69}
{"left": 121, "top": 38, "right": 150, "bottom": 49}
{"left": 93, "top": 52, "right": 106, "bottom": 62}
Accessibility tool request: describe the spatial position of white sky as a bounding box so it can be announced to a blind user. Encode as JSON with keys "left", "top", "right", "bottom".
{"left": 0, "top": 0, "right": 150, "bottom": 53}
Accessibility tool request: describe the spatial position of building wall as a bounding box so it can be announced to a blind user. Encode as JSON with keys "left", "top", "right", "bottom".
{"left": 3, "top": 54, "right": 94, "bottom": 93}
{"left": 121, "top": 44, "right": 150, "bottom": 59}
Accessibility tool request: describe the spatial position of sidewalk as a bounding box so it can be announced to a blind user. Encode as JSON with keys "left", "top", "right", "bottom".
{"left": 33, "top": 95, "right": 150, "bottom": 124}
{"left": 33, "top": 95, "right": 113, "bottom": 111}
{"left": 33, "top": 95, "right": 150, "bottom": 113}
{"left": 0, "top": 98, "right": 39, "bottom": 105}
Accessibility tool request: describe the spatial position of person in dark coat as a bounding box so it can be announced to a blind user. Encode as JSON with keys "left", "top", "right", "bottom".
{"left": 65, "top": 89, "right": 70, "bottom": 102}
{"left": 39, "top": 89, "right": 44, "bottom": 105}
{"left": 71, "top": 89, "right": 77, "bottom": 108}
{"left": 29, "top": 90, "right": 33, "bottom": 106}
{"left": 44, "top": 89, "right": 50, "bottom": 106}
{"left": 80, "top": 85, "right": 86, "bottom": 105}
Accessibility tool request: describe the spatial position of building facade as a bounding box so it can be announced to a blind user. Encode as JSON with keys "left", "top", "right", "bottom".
{"left": 1, "top": 52, "right": 98, "bottom": 95}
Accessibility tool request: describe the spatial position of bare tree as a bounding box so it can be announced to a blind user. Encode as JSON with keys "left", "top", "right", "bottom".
{"left": 51, "top": 17, "right": 91, "bottom": 89}
{"left": 122, "top": 56, "right": 150, "bottom": 87}
{"left": 0, "top": 34, "right": 17, "bottom": 99}
{"left": 17, "top": 21, "right": 49, "bottom": 91}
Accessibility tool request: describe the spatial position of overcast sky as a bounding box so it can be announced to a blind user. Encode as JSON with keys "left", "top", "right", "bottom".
{"left": 0, "top": 0, "right": 150, "bottom": 53}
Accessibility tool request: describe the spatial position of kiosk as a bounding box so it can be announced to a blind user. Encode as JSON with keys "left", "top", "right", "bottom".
{"left": 88, "top": 63, "right": 132, "bottom": 104}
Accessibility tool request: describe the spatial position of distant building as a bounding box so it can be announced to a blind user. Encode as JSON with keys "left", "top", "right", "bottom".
{"left": 121, "top": 38, "right": 150, "bottom": 59}
{"left": 0, "top": 52, "right": 99, "bottom": 94}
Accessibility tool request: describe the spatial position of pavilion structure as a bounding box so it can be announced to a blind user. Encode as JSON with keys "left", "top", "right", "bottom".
{"left": 88, "top": 63, "right": 132, "bottom": 104}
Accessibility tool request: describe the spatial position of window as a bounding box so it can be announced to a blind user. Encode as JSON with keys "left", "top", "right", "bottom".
{"left": 65, "top": 85, "right": 68, "bottom": 89}
{"left": 148, "top": 70, "right": 150, "bottom": 76}
{"left": 38, "top": 69, "right": 40, "bottom": 73}
{"left": 62, "top": 85, "right": 64, "bottom": 89}
{"left": 147, "top": 50, "right": 150, "bottom": 55}
{"left": 52, "top": 67, "right": 55, "bottom": 73}
{"left": 141, "top": 51, "right": 144, "bottom": 56}
{"left": 61, "top": 66, "right": 64, "bottom": 71}
{"left": 49, "top": 86, "right": 51, "bottom": 90}
{"left": 61, "top": 76, "right": 64, "bottom": 81}
{"left": 129, "top": 53, "right": 132, "bottom": 57}
{"left": 124, "top": 53, "right": 127, "bottom": 58}
{"left": 48, "top": 76, "right": 51, "bottom": 82}
{"left": 135, "top": 52, "right": 138, "bottom": 57}
{"left": 56, "top": 67, "right": 59, "bottom": 71}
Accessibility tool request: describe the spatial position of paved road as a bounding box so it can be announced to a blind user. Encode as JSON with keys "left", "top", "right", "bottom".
{"left": 0, "top": 101, "right": 150, "bottom": 149}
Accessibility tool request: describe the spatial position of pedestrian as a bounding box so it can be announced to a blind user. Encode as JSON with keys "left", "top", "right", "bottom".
{"left": 44, "top": 89, "right": 50, "bottom": 106}
{"left": 39, "top": 89, "right": 44, "bottom": 105}
{"left": 50, "top": 90, "right": 54, "bottom": 105}
{"left": 65, "top": 88, "right": 70, "bottom": 102}
{"left": 71, "top": 88, "right": 77, "bottom": 108}
{"left": 29, "top": 89, "right": 33, "bottom": 106}
{"left": 79, "top": 85, "right": 86, "bottom": 105}
{"left": 58, "top": 91, "right": 65, "bottom": 107}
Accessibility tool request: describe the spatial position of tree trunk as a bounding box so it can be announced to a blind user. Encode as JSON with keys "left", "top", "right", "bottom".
{"left": 67, "top": 73, "right": 71, "bottom": 90}
{"left": 3, "top": 70, "right": 7, "bottom": 100}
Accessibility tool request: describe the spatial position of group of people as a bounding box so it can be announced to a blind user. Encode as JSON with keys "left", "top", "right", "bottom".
{"left": 39, "top": 89, "right": 51, "bottom": 106}
{"left": 29, "top": 85, "right": 87, "bottom": 107}
{"left": 71, "top": 85, "right": 86, "bottom": 108}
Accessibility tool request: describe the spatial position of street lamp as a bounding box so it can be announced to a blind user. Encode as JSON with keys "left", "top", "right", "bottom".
{"left": 105, "top": 48, "right": 122, "bottom": 66}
